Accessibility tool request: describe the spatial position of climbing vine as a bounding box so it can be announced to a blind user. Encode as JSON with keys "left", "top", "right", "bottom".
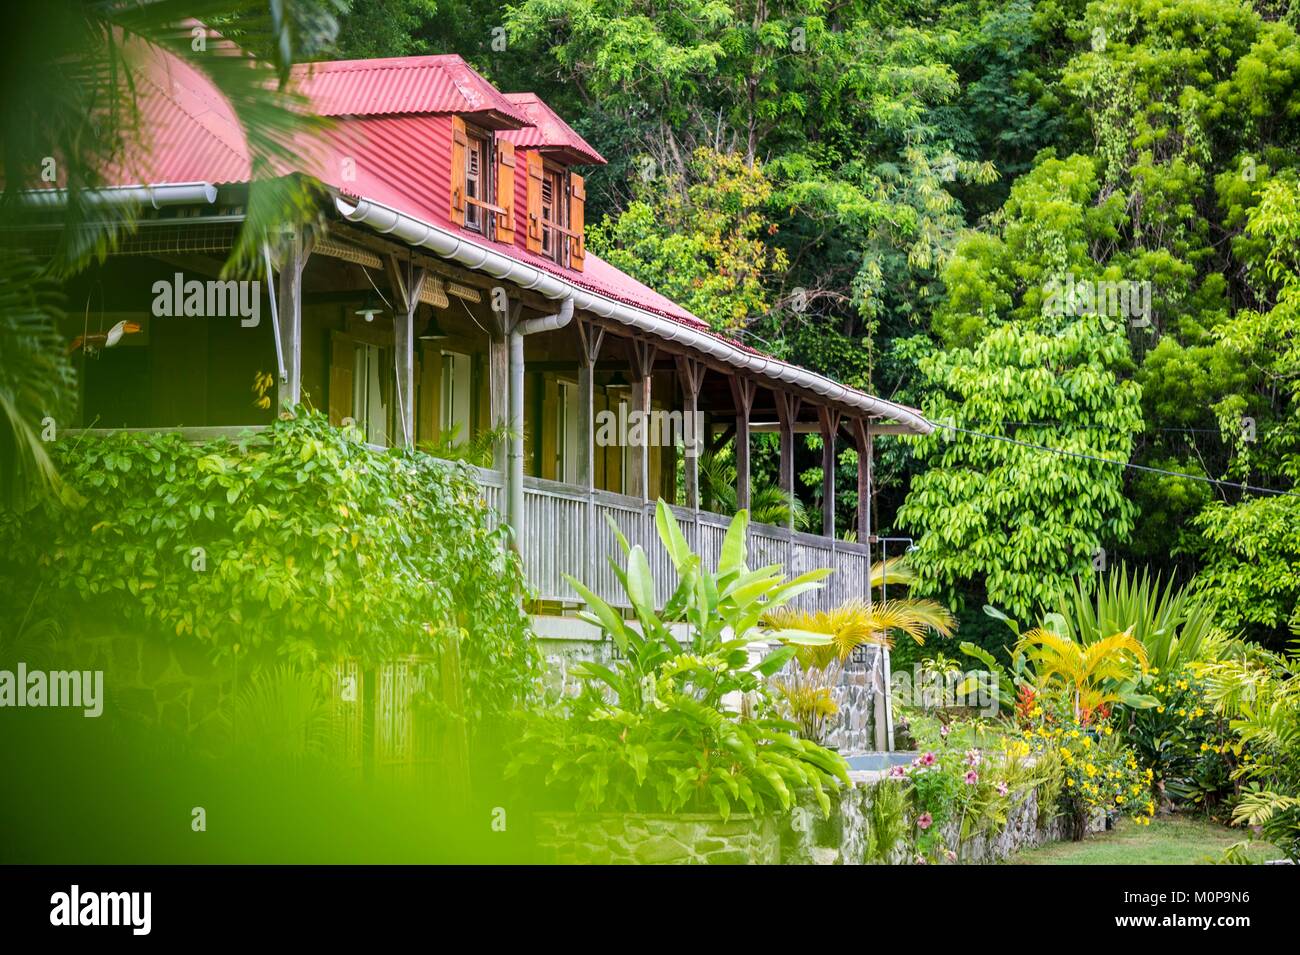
{"left": 0, "top": 410, "right": 540, "bottom": 723}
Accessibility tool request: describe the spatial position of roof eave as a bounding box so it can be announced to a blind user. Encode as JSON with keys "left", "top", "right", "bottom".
{"left": 330, "top": 191, "right": 933, "bottom": 436}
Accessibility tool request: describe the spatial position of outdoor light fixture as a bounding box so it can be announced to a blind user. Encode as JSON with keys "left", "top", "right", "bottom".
{"left": 418, "top": 314, "right": 449, "bottom": 340}
{"left": 605, "top": 370, "right": 631, "bottom": 391}
{"left": 354, "top": 291, "right": 384, "bottom": 323}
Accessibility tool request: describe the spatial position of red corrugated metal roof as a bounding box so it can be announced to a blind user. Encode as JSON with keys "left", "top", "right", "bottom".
{"left": 288, "top": 55, "right": 530, "bottom": 128}
{"left": 109, "top": 43, "right": 253, "bottom": 186}
{"left": 500, "top": 93, "right": 605, "bottom": 165}
{"left": 31, "top": 46, "right": 733, "bottom": 340}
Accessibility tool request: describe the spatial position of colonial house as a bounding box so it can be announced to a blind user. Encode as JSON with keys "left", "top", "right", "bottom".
{"left": 26, "top": 48, "right": 932, "bottom": 750}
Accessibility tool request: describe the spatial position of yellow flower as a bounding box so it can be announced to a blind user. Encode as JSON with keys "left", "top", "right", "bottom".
{"left": 1194, "top": 707, "right": 1204, "bottom": 718}
{"left": 1156, "top": 705, "right": 1166, "bottom": 714}
{"left": 1116, "top": 794, "right": 1125, "bottom": 804}
{"left": 1066, "top": 778, "right": 1075, "bottom": 788}
{"left": 1200, "top": 742, "right": 1211, "bottom": 753}
{"left": 1102, "top": 726, "right": 1113, "bottom": 736}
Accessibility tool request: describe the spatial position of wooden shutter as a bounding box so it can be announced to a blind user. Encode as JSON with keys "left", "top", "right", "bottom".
{"left": 495, "top": 140, "right": 516, "bottom": 242}
{"left": 450, "top": 116, "right": 468, "bottom": 226}
{"left": 525, "top": 150, "right": 544, "bottom": 254}
{"left": 329, "top": 333, "right": 356, "bottom": 426}
{"left": 569, "top": 172, "right": 586, "bottom": 270}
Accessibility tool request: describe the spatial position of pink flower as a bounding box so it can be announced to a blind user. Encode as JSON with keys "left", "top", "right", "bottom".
{"left": 997, "top": 782, "right": 1009, "bottom": 797}
{"left": 965, "top": 770, "right": 979, "bottom": 785}
{"left": 965, "top": 749, "right": 982, "bottom": 767}
{"left": 918, "top": 752, "right": 937, "bottom": 767}
{"left": 917, "top": 812, "right": 933, "bottom": 830}
{"left": 939, "top": 724, "right": 951, "bottom": 738}
{"left": 888, "top": 765, "right": 908, "bottom": 779}
{"left": 944, "top": 849, "right": 958, "bottom": 862}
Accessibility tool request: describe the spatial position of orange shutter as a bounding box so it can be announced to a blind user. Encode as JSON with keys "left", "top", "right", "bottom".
{"left": 495, "top": 140, "right": 516, "bottom": 242}
{"left": 525, "top": 150, "right": 544, "bottom": 254}
{"left": 569, "top": 172, "right": 586, "bottom": 270}
{"left": 450, "top": 116, "right": 468, "bottom": 226}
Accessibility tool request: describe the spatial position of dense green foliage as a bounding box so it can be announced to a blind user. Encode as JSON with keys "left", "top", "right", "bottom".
{"left": 0, "top": 411, "right": 540, "bottom": 723}
{"left": 1201, "top": 643, "right": 1300, "bottom": 859}
{"left": 329, "top": 0, "right": 1300, "bottom": 646}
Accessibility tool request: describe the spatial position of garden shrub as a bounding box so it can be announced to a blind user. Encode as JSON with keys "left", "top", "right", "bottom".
{"left": 1016, "top": 720, "right": 1154, "bottom": 841}
{"left": 1127, "top": 666, "right": 1236, "bottom": 810}
{"left": 0, "top": 409, "right": 540, "bottom": 726}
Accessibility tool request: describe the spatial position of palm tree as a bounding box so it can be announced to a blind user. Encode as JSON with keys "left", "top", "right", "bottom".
{"left": 696, "top": 446, "right": 810, "bottom": 529}
{"left": 0, "top": 255, "right": 74, "bottom": 506}
{"left": 0, "top": 1, "right": 338, "bottom": 506}
{"left": 1016, "top": 627, "right": 1149, "bottom": 723}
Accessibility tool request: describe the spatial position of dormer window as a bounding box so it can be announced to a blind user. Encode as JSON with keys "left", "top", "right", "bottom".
{"left": 525, "top": 153, "right": 586, "bottom": 270}
{"left": 451, "top": 116, "right": 510, "bottom": 236}
{"left": 464, "top": 129, "right": 490, "bottom": 233}
{"left": 540, "top": 163, "right": 567, "bottom": 264}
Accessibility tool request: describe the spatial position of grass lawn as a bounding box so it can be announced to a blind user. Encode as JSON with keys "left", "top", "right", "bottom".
{"left": 1009, "top": 814, "right": 1278, "bottom": 865}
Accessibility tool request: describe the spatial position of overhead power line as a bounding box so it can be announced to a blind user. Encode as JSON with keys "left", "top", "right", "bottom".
{"left": 933, "top": 422, "right": 1300, "bottom": 500}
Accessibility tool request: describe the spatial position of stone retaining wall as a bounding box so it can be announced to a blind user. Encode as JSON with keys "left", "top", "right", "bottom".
{"left": 535, "top": 812, "right": 780, "bottom": 865}
{"left": 782, "top": 777, "right": 1103, "bottom": 864}
{"left": 53, "top": 624, "right": 237, "bottom": 736}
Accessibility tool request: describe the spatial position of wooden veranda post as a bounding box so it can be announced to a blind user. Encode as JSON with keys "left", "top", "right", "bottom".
{"left": 818, "top": 406, "right": 842, "bottom": 538}
{"left": 386, "top": 254, "right": 428, "bottom": 448}
{"left": 676, "top": 356, "right": 706, "bottom": 510}
{"left": 628, "top": 339, "right": 657, "bottom": 500}
{"left": 774, "top": 391, "right": 801, "bottom": 530}
{"left": 487, "top": 297, "right": 516, "bottom": 471}
{"left": 274, "top": 231, "right": 313, "bottom": 411}
{"left": 729, "top": 377, "right": 757, "bottom": 513}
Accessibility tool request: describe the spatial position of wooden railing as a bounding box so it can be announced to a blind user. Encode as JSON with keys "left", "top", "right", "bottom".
{"left": 70, "top": 428, "right": 873, "bottom": 613}
{"left": 462, "top": 465, "right": 872, "bottom": 612}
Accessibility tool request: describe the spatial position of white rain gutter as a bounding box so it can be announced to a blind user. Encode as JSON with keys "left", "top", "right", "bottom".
{"left": 508, "top": 297, "right": 575, "bottom": 537}
{"left": 17, "top": 181, "right": 219, "bottom": 208}
{"left": 334, "top": 195, "right": 933, "bottom": 435}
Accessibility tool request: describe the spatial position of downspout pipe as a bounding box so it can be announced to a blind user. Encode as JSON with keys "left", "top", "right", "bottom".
{"left": 508, "top": 297, "right": 575, "bottom": 543}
